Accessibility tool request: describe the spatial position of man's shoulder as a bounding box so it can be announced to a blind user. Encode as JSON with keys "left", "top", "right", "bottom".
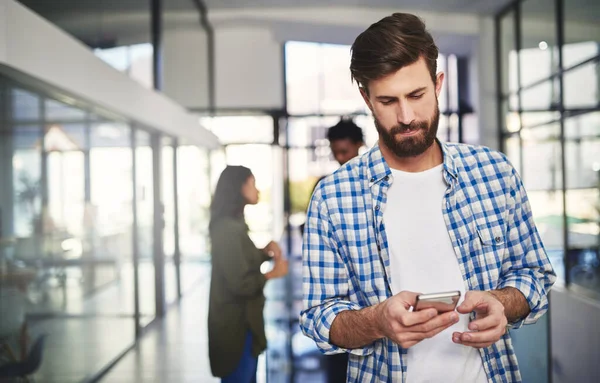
{"left": 445, "top": 142, "right": 513, "bottom": 176}
{"left": 312, "top": 156, "right": 366, "bottom": 201}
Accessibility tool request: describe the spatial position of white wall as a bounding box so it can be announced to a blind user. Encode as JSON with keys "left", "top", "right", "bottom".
{"left": 0, "top": 0, "right": 218, "bottom": 148}
{"left": 163, "top": 27, "right": 211, "bottom": 110}
{"left": 214, "top": 25, "right": 284, "bottom": 110}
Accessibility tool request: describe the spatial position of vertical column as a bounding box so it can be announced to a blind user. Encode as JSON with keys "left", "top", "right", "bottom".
{"left": 173, "top": 139, "right": 181, "bottom": 299}
{"left": 151, "top": 0, "right": 163, "bottom": 91}
{"left": 152, "top": 134, "right": 166, "bottom": 317}
{"left": 131, "top": 128, "right": 141, "bottom": 338}
{"left": 456, "top": 56, "right": 472, "bottom": 144}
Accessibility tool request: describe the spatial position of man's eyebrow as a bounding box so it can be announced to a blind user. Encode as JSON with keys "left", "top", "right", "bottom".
{"left": 375, "top": 86, "right": 428, "bottom": 100}
{"left": 407, "top": 86, "right": 427, "bottom": 96}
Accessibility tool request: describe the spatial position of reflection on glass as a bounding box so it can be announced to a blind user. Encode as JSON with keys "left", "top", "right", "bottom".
{"left": 177, "top": 145, "right": 210, "bottom": 260}
{"left": 502, "top": 101, "right": 521, "bottom": 133}
{"left": 178, "top": 145, "right": 211, "bottom": 294}
{"left": 89, "top": 122, "right": 133, "bottom": 309}
{"left": 462, "top": 114, "right": 480, "bottom": 145}
{"left": 564, "top": 60, "right": 599, "bottom": 109}
{"left": 135, "top": 129, "right": 155, "bottom": 324}
{"left": 47, "top": 149, "right": 85, "bottom": 238}
{"left": 529, "top": 190, "right": 565, "bottom": 285}
{"left": 565, "top": 111, "right": 600, "bottom": 139}
{"left": 520, "top": 80, "right": 560, "bottom": 111}
{"left": 503, "top": 134, "right": 521, "bottom": 175}
{"left": 10, "top": 126, "right": 43, "bottom": 237}
{"left": 1, "top": 75, "right": 136, "bottom": 383}
{"left": 45, "top": 99, "right": 86, "bottom": 121}
{"left": 520, "top": 112, "right": 560, "bottom": 131}
{"left": 564, "top": 0, "right": 600, "bottom": 64}
{"left": 11, "top": 88, "right": 40, "bottom": 121}
{"left": 522, "top": 139, "right": 562, "bottom": 191}
{"left": 565, "top": 139, "right": 600, "bottom": 189}
{"left": 520, "top": 0, "right": 558, "bottom": 87}
{"left": 566, "top": 188, "right": 600, "bottom": 293}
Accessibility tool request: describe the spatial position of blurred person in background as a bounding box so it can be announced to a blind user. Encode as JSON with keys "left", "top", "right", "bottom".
{"left": 208, "top": 165, "right": 288, "bottom": 383}
{"left": 327, "top": 117, "right": 365, "bottom": 166}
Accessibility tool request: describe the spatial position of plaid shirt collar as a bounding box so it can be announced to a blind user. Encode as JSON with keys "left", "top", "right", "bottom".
{"left": 366, "top": 140, "right": 459, "bottom": 187}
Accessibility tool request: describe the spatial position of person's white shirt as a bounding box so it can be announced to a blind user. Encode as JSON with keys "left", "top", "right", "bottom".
{"left": 383, "top": 165, "right": 487, "bottom": 383}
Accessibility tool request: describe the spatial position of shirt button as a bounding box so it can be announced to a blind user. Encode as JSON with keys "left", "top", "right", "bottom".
{"left": 370, "top": 177, "right": 375, "bottom": 182}
{"left": 495, "top": 236, "right": 502, "bottom": 243}
{"left": 375, "top": 205, "right": 380, "bottom": 211}
{"left": 384, "top": 176, "right": 389, "bottom": 181}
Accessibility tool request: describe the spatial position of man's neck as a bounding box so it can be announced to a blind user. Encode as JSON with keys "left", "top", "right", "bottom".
{"left": 380, "top": 141, "right": 443, "bottom": 172}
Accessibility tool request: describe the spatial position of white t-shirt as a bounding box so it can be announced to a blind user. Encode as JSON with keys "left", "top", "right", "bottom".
{"left": 383, "top": 165, "right": 487, "bottom": 383}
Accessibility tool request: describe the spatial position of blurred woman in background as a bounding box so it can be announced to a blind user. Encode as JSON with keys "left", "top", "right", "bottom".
{"left": 208, "top": 165, "right": 288, "bottom": 383}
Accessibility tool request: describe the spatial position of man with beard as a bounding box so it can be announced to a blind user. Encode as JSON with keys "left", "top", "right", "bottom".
{"left": 299, "top": 13, "right": 555, "bottom": 383}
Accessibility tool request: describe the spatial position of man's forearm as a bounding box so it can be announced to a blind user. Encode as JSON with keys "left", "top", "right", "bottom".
{"left": 329, "top": 305, "right": 384, "bottom": 349}
{"left": 490, "top": 287, "right": 531, "bottom": 323}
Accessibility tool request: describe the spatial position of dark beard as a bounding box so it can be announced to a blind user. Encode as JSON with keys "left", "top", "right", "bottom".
{"left": 375, "top": 105, "right": 440, "bottom": 158}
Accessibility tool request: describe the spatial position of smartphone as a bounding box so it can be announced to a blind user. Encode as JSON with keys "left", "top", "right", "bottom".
{"left": 414, "top": 290, "right": 461, "bottom": 313}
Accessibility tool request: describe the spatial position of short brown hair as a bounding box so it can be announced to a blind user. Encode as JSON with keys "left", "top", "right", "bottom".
{"left": 350, "top": 13, "right": 439, "bottom": 91}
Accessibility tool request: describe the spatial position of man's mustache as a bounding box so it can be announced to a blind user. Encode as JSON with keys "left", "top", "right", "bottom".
{"left": 389, "top": 121, "right": 428, "bottom": 135}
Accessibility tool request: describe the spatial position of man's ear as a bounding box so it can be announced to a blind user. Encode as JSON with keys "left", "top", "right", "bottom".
{"left": 435, "top": 72, "right": 445, "bottom": 98}
{"left": 359, "top": 87, "right": 374, "bottom": 113}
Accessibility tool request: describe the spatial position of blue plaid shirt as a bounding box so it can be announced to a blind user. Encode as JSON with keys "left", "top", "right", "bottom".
{"left": 300, "top": 142, "right": 556, "bottom": 383}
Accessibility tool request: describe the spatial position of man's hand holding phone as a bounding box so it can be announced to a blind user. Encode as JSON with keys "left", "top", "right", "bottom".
{"left": 376, "top": 291, "right": 459, "bottom": 349}
{"left": 452, "top": 290, "right": 507, "bottom": 348}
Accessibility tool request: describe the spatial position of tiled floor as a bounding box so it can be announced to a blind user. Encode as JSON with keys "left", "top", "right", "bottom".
{"left": 98, "top": 275, "right": 219, "bottom": 383}
{"left": 0, "top": 262, "right": 207, "bottom": 382}
{"left": 99, "top": 251, "right": 329, "bottom": 383}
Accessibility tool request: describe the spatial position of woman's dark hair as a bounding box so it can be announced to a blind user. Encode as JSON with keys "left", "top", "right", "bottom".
{"left": 209, "top": 165, "right": 253, "bottom": 231}
{"left": 350, "top": 13, "right": 439, "bottom": 92}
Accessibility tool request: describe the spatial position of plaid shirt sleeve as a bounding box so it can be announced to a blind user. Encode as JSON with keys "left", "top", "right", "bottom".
{"left": 299, "top": 185, "right": 375, "bottom": 356}
{"left": 499, "top": 162, "right": 557, "bottom": 329}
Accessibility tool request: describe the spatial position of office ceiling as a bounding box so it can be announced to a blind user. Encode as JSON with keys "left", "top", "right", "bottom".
{"left": 19, "top": 0, "right": 514, "bottom": 15}
{"left": 16, "top": 0, "right": 597, "bottom": 49}
{"left": 203, "top": 0, "right": 513, "bottom": 14}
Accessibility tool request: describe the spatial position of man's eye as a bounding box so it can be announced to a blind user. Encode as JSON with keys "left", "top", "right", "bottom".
{"left": 381, "top": 100, "right": 394, "bottom": 105}
{"left": 410, "top": 94, "right": 424, "bottom": 100}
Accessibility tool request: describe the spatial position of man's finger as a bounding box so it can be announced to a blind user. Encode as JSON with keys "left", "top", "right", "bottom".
{"left": 452, "top": 328, "right": 504, "bottom": 344}
{"left": 409, "top": 311, "right": 458, "bottom": 333}
{"left": 397, "top": 316, "right": 457, "bottom": 344}
{"left": 468, "top": 314, "right": 500, "bottom": 331}
{"left": 397, "top": 291, "right": 420, "bottom": 306}
{"left": 398, "top": 309, "right": 437, "bottom": 327}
